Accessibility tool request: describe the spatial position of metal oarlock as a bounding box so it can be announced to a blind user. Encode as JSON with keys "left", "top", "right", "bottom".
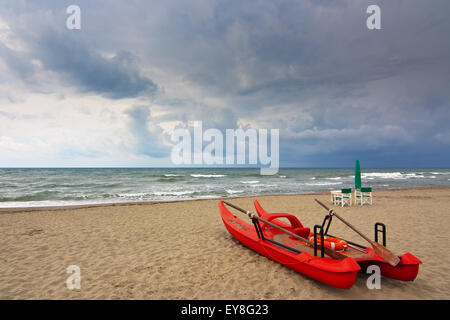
{"left": 375, "top": 222, "right": 386, "bottom": 246}
{"left": 320, "top": 210, "right": 368, "bottom": 250}
{"left": 321, "top": 213, "right": 333, "bottom": 235}
{"left": 313, "top": 225, "right": 325, "bottom": 258}
{"left": 252, "top": 218, "right": 262, "bottom": 239}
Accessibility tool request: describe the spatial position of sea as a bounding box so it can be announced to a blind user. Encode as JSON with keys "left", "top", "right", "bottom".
{"left": 0, "top": 168, "right": 449, "bottom": 208}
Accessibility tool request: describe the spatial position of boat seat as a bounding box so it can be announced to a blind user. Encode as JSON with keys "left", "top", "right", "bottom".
{"left": 253, "top": 200, "right": 311, "bottom": 237}
{"left": 258, "top": 213, "right": 311, "bottom": 237}
{"left": 293, "top": 227, "right": 311, "bottom": 239}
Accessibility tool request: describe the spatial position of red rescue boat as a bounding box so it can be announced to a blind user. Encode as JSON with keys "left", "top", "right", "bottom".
{"left": 219, "top": 200, "right": 422, "bottom": 289}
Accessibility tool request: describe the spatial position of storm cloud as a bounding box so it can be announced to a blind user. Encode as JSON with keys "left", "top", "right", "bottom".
{"left": 0, "top": 0, "right": 449, "bottom": 167}
{"left": 35, "top": 32, "right": 158, "bottom": 99}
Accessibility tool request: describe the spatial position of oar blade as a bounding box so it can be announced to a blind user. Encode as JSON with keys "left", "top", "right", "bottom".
{"left": 371, "top": 241, "right": 400, "bottom": 267}
{"left": 315, "top": 198, "right": 401, "bottom": 266}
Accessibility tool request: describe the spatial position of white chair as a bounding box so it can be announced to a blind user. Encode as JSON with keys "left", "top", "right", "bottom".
{"left": 330, "top": 190, "right": 341, "bottom": 203}
{"left": 355, "top": 187, "right": 373, "bottom": 205}
{"left": 333, "top": 188, "right": 352, "bottom": 207}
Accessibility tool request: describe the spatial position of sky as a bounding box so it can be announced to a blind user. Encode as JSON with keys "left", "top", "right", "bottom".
{"left": 0, "top": 0, "right": 449, "bottom": 168}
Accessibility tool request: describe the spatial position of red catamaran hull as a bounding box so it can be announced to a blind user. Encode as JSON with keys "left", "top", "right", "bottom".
{"left": 220, "top": 201, "right": 360, "bottom": 289}
{"left": 219, "top": 200, "right": 421, "bottom": 289}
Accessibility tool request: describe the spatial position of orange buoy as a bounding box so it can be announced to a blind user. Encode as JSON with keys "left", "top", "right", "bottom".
{"left": 309, "top": 235, "right": 349, "bottom": 251}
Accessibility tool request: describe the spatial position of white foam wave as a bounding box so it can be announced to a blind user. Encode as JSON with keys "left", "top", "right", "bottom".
{"left": 305, "top": 182, "right": 343, "bottom": 186}
{"left": 118, "top": 193, "right": 146, "bottom": 198}
{"left": 153, "top": 191, "right": 195, "bottom": 196}
{"left": 190, "top": 174, "right": 226, "bottom": 178}
{"left": 362, "top": 172, "right": 403, "bottom": 179}
{"left": 164, "top": 174, "right": 184, "bottom": 177}
{"left": 240, "top": 180, "right": 260, "bottom": 184}
{"left": 226, "top": 189, "right": 244, "bottom": 194}
{"left": 362, "top": 172, "right": 428, "bottom": 180}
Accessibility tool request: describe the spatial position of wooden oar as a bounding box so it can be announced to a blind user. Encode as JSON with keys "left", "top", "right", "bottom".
{"left": 222, "top": 201, "right": 347, "bottom": 260}
{"left": 314, "top": 199, "right": 400, "bottom": 267}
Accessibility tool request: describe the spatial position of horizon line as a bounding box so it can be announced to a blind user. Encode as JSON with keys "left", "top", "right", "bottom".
{"left": 1, "top": 166, "right": 449, "bottom": 169}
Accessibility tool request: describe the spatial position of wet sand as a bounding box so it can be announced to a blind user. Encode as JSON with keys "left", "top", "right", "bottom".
{"left": 1, "top": 187, "right": 449, "bottom": 299}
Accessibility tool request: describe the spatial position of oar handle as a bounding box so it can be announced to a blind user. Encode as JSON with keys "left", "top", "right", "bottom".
{"left": 222, "top": 201, "right": 346, "bottom": 260}
{"left": 223, "top": 200, "right": 253, "bottom": 217}
{"left": 223, "top": 201, "right": 299, "bottom": 238}
{"left": 314, "top": 199, "right": 372, "bottom": 243}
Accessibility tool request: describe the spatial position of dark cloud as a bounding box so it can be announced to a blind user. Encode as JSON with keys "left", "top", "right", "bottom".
{"left": 0, "top": 4, "right": 158, "bottom": 99}
{"left": 34, "top": 31, "right": 158, "bottom": 99}
{"left": 1, "top": 0, "right": 450, "bottom": 166}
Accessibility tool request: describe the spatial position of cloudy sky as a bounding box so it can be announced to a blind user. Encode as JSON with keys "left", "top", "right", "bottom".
{"left": 0, "top": 0, "right": 449, "bottom": 168}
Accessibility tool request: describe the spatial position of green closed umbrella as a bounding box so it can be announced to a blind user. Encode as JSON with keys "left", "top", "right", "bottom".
{"left": 355, "top": 160, "right": 361, "bottom": 190}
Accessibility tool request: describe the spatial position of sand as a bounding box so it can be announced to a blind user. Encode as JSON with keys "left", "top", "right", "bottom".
{"left": 1, "top": 187, "right": 449, "bottom": 300}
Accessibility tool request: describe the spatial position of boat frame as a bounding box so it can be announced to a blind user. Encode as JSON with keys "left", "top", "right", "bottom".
{"left": 219, "top": 200, "right": 422, "bottom": 289}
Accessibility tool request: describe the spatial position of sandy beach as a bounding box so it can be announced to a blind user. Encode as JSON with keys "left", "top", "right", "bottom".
{"left": 1, "top": 187, "right": 449, "bottom": 300}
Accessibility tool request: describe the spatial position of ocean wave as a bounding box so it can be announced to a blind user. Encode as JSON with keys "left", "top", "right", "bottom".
{"left": 0, "top": 200, "right": 111, "bottom": 208}
{"left": 404, "top": 173, "right": 425, "bottom": 178}
{"left": 1, "top": 168, "right": 448, "bottom": 208}
{"left": 196, "top": 195, "right": 220, "bottom": 199}
{"left": 226, "top": 189, "right": 244, "bottom": 194}
{"left": 0, "top": 191, "right": 60, "bottom": 202}
{"left": 304, "top": 182, "right": 343, "bottom": 186}
{"left": 153, "top": 191, "right": 195, "bottom": 196}
{"left": 362, "top": 172, "right": 427, "bottom": 180}
{"left": 362, "top": 172, "right": 403, "bottom": 179}
{"left": 118, "top": 191, "right": 196, "bottom": 197}
{"left": 157, "top": 177, "right": 186, "bottom": 182}
{"left": 190, "top": 174, "right": 226, "bottom": 178}
{"left": 117, "top": 192, "right": 147, "bottom": 198}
